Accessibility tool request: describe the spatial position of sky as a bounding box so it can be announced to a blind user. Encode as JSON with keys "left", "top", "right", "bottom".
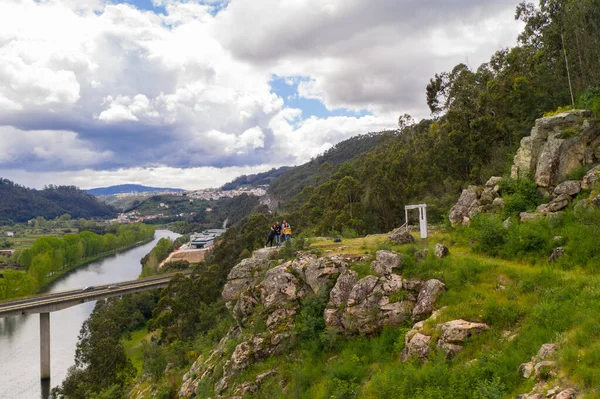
{"left": 0, "top": 0, "right": 523, "bottom": 190}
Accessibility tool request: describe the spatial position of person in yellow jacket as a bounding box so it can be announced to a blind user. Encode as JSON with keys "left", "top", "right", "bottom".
{"left": 282, "top": 220, "right": 292, "bottom": 242}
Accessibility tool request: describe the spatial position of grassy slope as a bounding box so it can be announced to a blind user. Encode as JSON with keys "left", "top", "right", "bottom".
{"left": 195, "top": 232, "right": 600, "bottom": 398}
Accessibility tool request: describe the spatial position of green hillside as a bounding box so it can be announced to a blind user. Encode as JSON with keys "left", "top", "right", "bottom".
{"left": 0, "top": 179, "right": 116, "bottom": 224}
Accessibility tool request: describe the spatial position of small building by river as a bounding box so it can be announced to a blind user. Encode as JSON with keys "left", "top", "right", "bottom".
{"left": 189, "top": 229, "right": 226, "bottom": 249}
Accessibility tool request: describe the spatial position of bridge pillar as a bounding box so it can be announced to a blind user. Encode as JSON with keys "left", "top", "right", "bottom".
{"left": 40, "top": 312, "right": 50, "bottom": 380}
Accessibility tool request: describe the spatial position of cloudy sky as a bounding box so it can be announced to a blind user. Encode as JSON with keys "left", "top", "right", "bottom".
{"left": 0, "top": 0, "right": 523, "bottom": 190}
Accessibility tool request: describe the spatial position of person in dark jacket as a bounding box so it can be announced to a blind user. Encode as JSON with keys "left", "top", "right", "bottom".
{"left": 266, "top": 224, "right": 276, "bottom": 247}
{"left": 273, "top": 221, "right": 282, "bottom": 247}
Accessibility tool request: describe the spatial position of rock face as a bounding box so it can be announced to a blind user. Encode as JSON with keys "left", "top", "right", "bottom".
{"left": 222, "top": 257, "right": 274, "bottom": 301}
{"left": 449, "top": 111, "right": 600, "bottom": 226}
{"left": 370, "top": 250, "right": 402, "bottom": 276}
{"left": 511, "top": 110, "right": 600, "bottom": 188}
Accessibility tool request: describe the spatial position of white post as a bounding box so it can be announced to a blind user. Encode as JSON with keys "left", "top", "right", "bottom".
{"left": 419, "top": 205, "right": 428, "bottom": 239}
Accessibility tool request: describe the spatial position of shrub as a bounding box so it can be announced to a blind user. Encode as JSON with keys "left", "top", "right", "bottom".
{"left": 469, "top": 215, "right": 507, "bottom": 256}
{"left": 502, "top": 219, "right": 553, "bottom": 260}
{"left": 498, "top": 178, "right": 543, "bottom": 218}
{"left": 576, "top": 87, "right": 600, "bottom": 118}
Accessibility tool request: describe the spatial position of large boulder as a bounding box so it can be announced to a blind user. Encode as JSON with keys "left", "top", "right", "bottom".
{"left": 342, "top": 275, "right": 412, "bottom": 334}
{"left": 449, "top": 186, "right": 481, "bottom": 227}
{"left": 324, "top": 270, "right": 359, "bottom": 328}
{"left": 370, "top": 250, "right": 403, "bottom": 276}
{"left": 511, "top": 110, "right": 600, "bottom": 188}
{"left": 553, "top": 180, "right": 582, "bottom": 196}
{"left": 548, "top": 193, "right": 571, "bottom": 212}
{"left": 389, "top": 229, "right": 415, "bottom": 244}
{"left": 329, "top": 270, "right": 359, "bottom": 308}
{"left": 436, "top": 319, "right": 489, "bottom": 357}
{"left": 412, "top": 279, "right": 445, "bottom": 321}
{"left": 434, "top": 243, "right": 449, "bottom": 258}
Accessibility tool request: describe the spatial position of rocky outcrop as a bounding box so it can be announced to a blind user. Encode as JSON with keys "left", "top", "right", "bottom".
{"left": 183, "top": 248, "right": 448, "bottom": 396}
{"left": 370, "top": 250, "right": 403, "bottom": 276}
{"left": 436, "top": 319, "right": 489, "bottom": 357}
{"left": 400, "top": 312, "right": 489, "bottom": 362}
{"left": 511, "top": 110, "right": 600, "bottom": 188}
{"left": 340, "top": 275, "right": 413, "bottom": 334}
{"left": 389, "top": 228, "right": 415, "bottom": 244}
{"left": 513, "top": 344, "right": 577, "bottom": 399}
{"left": 449, "top": 177, "right": 503, "bottom": 226}
{"left": 519, "top": 343, "right": 558, "bottom": 380}
{"left": 222, "top": 256, "right": 274, "bottom": 301}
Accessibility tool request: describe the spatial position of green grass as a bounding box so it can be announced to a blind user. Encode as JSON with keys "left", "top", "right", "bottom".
{"left": 123, "top": 325, "right": 155, "bottom": 374}
{"left": 139, "top": 206, "right": 600, "bottom": 398}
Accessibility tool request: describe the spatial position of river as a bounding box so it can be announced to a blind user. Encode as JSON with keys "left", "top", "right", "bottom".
{"left": 0, "top": 230, "right": 180, "bottom": 399}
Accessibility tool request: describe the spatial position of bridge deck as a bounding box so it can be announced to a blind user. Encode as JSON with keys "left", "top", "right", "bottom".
{"left": 0, "top": 271, "right": 191, "bottom": 318}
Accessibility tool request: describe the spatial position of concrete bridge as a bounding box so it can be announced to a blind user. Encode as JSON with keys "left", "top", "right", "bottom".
{"left": 0, "top": 272, "right": 191, "bottom": 380}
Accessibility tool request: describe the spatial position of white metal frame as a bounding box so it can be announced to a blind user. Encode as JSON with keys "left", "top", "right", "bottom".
{"left": 404, "top": 204, "right": 428, "bottom": 239}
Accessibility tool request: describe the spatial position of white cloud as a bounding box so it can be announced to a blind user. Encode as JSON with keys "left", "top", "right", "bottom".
{"left": 0, "top": 164, "right": 279, "bottom": 190}
{"left": 0, "top": 0, "right": 523, "bottom": 187}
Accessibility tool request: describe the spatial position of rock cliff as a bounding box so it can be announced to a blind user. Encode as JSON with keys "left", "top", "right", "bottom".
{"left": 177, "top": 248, "right": 450, "bottom": 398}
{"left": 450, "top": 110, "right": 600, "bottom": 226}
{"left": 511, "top": 110, "right": 600, "bottom": 189}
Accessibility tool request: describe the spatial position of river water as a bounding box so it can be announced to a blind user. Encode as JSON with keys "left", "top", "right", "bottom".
{"left": 0, "top": 230, "right": 180, "bottom": 399}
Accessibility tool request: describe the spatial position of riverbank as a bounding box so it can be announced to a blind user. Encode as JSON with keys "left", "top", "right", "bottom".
{"left": 39, "top": 237, "right": 154, "bottom": 294}
{"left": 0, "top": 230, "right": 180, "bottom": 399}
{"left": 1, "top": 234, "right": 155, "bottom": 301}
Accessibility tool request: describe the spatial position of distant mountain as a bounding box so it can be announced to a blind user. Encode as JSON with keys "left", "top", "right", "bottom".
{"left": 86, "top": 184, "right": 184, "bottom": 196}
{"left": 0, "top": 179, "right": 116, "bottom": 224}
{"left": 220, "top": 167, "right": 292, "bottom": 190}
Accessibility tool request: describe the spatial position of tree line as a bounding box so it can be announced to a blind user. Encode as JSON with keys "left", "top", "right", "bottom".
{"left": 0, "top": 179, "right": 116, "bottom": 224}
{"left": 0, "top": 224, "right": 155, "bottom": 300}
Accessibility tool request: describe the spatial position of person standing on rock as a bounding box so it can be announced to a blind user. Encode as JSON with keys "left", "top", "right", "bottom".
{"left": 274, "top": 221, "right": 282, "bottom": 247}
{"left": 282, "top": 220, "right": 292, "bottom": 242}
{"left": 265, "top": 224, "right": 276, "bottom": 247}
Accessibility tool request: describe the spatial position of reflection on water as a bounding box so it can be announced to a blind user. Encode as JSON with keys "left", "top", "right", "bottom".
{"left": 0, "top": 230, "right": 180, "bottom": 399}
{"left": 0, "top": 316, "right": 20, "bottom": 338}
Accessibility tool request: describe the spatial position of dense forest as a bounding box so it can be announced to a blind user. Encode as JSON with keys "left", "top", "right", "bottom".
{"left": 267, "top": 132, "right": 392, "bottom": 203}
{"left": 0, "top": 179, "right": 116, "bottom": 224}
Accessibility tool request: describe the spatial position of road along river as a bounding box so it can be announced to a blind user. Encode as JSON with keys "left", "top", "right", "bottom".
{"left": 0, "top": 230, "right": 180, "bottom": 399}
